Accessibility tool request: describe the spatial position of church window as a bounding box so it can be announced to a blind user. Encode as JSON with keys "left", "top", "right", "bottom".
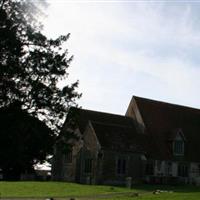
{"left": 178, "top": 164, "right": 188, "bottom": 177}
{"left": 173, "top": 140, "right": 184, "bottom": 155}
{"left": 67, "top": 151, "right": 72, "bottom": 163}
{"left": 116, "top": 158, "right": 126, "bottom": 175}
{"left": 165, "top": 161, "right": 172, "bottom": 176}
{"left": 145, "top": 162, "right": 154, "bottom": 175}
{"left": 84, "top": 158, "right": 92, "bottom": 173}
{"left": 64, "top": 151, "right": 72, "bottom": 163}
{"left": 173, "top": 132, "right": 185, "bottom": 156}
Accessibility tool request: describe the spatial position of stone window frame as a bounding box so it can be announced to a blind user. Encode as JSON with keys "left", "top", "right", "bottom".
{"left": 173, "top": 140, "right": 184, "bottom": 155}
{"left": 165, "top": 161, "right": 173, "bottom": 176}
{"left": 84, "top": 158, "right": 93, "bottom": 174}
{"left": 145, "top": 160, "right": 154, "bottom": 176}
{"left": 178, "top": 163, "right": 188, "bottom": 177}
{"left": 116, "top": 157, "right": 127, "bottom": 176}
{"left": 64, "top": 151, "right": 73, "bottom": 163}
{"left": 173, "top": 130, "right": 185, "bottom": 156}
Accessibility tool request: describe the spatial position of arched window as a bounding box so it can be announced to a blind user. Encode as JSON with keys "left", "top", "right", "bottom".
{"left": 173, "top": 132, "right": 184, "bottom": 155}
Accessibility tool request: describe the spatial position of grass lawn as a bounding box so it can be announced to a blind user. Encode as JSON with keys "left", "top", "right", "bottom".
{"left": 101, "top": 184, "right": 200, "bottom": 200}
{"left": 0, "top": 181, "right": 132, "bottom": 198}
{"left": 0, "top": 181, "right": 200, "bottom": 199}
{"left": 100, "top": 192, "right": 200, "bottom": 200}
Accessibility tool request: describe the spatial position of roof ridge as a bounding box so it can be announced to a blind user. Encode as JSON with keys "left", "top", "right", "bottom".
{"left": 133, "top": 95, "right": 200, "bottom": 112}
{"left": 76, "top": 107, "right": 134, "bottom": 118}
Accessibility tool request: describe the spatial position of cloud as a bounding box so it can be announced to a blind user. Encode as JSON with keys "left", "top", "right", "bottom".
{"left": 43, "top": 1, "right": 200, "bottom": 113}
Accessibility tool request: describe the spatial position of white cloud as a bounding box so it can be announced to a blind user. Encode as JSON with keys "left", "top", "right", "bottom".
{"left": 43, "top": 1, "right": 200, "bottom": 113}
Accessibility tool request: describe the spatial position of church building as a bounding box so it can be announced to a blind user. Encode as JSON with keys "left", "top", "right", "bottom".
{"left": 52, "top": 96, "right": 200, "bottom": 185}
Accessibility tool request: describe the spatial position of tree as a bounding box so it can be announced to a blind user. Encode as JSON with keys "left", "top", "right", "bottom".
{"left": 0, "top": 0, "right": 81, "bottom": 179}
{"left": 0, "top": 102, "right": 55, "bottom": 180}
{"left": 0, "top": 0, "right": 81, "bottom": 132}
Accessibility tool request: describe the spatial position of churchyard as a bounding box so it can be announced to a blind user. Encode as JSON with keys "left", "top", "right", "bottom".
{"left": 0, "top": 182, "right": 200, "bottom": 200}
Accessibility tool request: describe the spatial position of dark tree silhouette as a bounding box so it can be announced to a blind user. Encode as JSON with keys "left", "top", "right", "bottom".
{"left": 0, "top": 103, "right": 55, "bottom": 180}
{"left": 0, "top": 0, "right": 81, "bottom": 179}
{"left": 0, "top": 0, "right": 81, "bottom": 132}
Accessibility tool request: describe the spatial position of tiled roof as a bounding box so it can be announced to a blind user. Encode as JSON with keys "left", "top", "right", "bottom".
{"left": 65, "top": 97, "right": 200, "bottom": 162}
{"left": 134, "top": 96, "right": 200, "bottom": 161}
{"left": 68, "top": 107, "right": 148, "bottom": 153}
{"left": 72, "top": 108, "right": 135, "bottom": 132}
{"left": 90, "top": 121, "right": 148, "bottom": 153}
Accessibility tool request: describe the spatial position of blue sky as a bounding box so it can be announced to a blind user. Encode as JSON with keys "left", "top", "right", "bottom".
{"left": 43, "top": 1, "right": 200, "bottom": 114}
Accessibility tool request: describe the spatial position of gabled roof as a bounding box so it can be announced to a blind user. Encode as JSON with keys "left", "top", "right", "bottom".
{"left": 168, "top": 128, "right": 186, "bottom": 142}
{"left": 90, "top": 120, "right": 148, "bottom": 153}
{"left": 67, "top": 107, "right": 148, "bottom": 153}
{"left": 71, "top": 107, "right": 136, "bottom": 133}
{"left": 132, "top": 96, "right": 200, "bottom": 161}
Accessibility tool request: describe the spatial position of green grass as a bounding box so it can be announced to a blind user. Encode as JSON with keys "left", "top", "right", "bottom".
{"left": 101, "top": 190, "right": 200, "bottom": 200}
{"left": 100, "top": 185, "right": 200, "bottom": 200}
{"left": 101, "top": 192, "right": 200, "bottom": 200}
{"left": 0, "top": 181, "right": 200, "bottom": 199}
{"left": 0, "top": 181, "right": 132, "bottom": 198}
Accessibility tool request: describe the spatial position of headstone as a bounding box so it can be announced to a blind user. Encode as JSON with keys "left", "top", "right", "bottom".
{"left": 126, "top": 177, "right": 132, "bottom": 188}
{"left": 86, "top": 176, "right": 91, "bottom": 184}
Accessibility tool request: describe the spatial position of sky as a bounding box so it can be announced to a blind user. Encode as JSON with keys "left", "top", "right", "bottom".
{"left": 43, "top": 0, "right": 200, "bottom": 115}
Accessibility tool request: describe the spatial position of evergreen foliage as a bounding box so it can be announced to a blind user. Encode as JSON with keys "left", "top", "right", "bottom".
{"left": 0, "top": 0, "right": 81, "bottom": 179}
{"left": 0, "top": 0, "right": 81, "bottom": 132}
